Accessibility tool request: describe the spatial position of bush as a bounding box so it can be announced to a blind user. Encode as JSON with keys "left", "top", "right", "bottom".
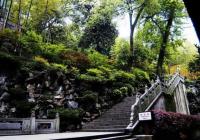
{"left": 110, "top": 89, "right": 123, "bottom": 102}
{"left": 151, "top": 110, "right": 200, "bottom": 140}
{"left": 111, "top": 70, "right": 135, "bottom": 83}
{"left": 0, "top": 29, "right": 20, "bottom": 53}
{"left": 20, "top": 31, "right": 43, "bottom": 56}
{"left": 50, "top": 63, "right": 67, "bottom": 72}
{"left": 78, "top": 91, "right": 98, "bottom": 111}
{"left": 110, "top": 38, "right": 130, "bottom": 69}
{"left": 34, "top": 55, "right": 50, "bottom": 66}
{"left": 124, "top": 83, "right": 135, "bottom": 96}
{"left": 131, "top": 68, "right": 150, "bottom": 86}
{"left": 48, "top": 108, "right": 84, "bottom": 131}
{"left": 11, "top": 100, "right": 36, "bottom": 118}
{"left": 79, "top": 68, "right": 108, "bottom": 83}
{"left": 60, "top": 50, "right": 90, "bottom": 71}
{"left": 88, "top": 50, "right": 109, "bottom": 67}
{"left": 0, "top": 52, "right": 21, "bottom": 75}
{"left": 119, "top": 87, "right": 128, "bottom": 96}
{"left": 39, "top": 43, "right": 66, "bottom": 63}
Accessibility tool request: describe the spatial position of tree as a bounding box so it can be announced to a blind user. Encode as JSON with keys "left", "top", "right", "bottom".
{"left": 141, "top": 0, "right": 185, "bottom": 78}
{"left": 123, "top": 0, "right": 148, "bottom": 67}
{"left": 78, "top": 1, "right": 118, "bottom": 55}
{"left": 110, "top": 38, "right": 130, "bottom": 70}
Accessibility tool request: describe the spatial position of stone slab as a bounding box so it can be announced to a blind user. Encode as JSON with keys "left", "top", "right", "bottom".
{"left": 0, "top": 132, "right": 121, "bottom": 140}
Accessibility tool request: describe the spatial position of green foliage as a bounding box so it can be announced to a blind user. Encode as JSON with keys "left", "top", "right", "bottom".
{"left": 79, "top": 68, "right": 107, "bottom": 83}
{"left": 0, "top": 29, "right": 20, "bottom": 53}
{"left": 79, "top": 91, "right": 98, "bottom": 111}
{"left": 60, "top": 50, "right": 90, "bottom": 71}
{"left": 119, "top": 87, "right": 128, "bottom": 96}
{"left": 48, "top": 108, "right": 84, "bottom": 131}
{"left": 111, "top": 38, "right": 130, "bottom": 69}
{"left": 50, "top": 63, "right": 67, "bottom": 72}
{"left": 0, "top": 52, "right": 21, "bottom": 74}
{"left": 34, "top": 55, "right": 50, "bottom": 66}
{"left": 131, "top": 68, "right": 150, "bottom": 86}
{"left": 189, "top": 53, "right": 200, "bottom": 74}
{"left": 111, "top": 89, "right": 123, "bottom": 101}
{"left": 39, "top": 43, "right": 66, "bottom": 63}
{"left": 11, "top": 100, "right": 36, "bottom": 118}
{"left": 79, "top": 10, "right": 118, "bottom": 55}
{"left": 20, "top": 31, "right": 43, "bottom": 55}
{"left": 111, "top": 70, "right": 135, "bottom": 83}
{"left": 88, "top": 50, "right": 109, "bottom": 67}
{"left": 124, "top": 83, "right": 135, "bottom": 96}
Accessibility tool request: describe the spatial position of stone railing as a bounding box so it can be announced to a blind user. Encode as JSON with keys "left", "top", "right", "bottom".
{"left": 126, "top": 78, "right": 162, "bottom": 130}
{"left": 0, "top": 113, "right": 59, "bottom": 135}
{"left": 165, "top": 72, "right": 184, "bottom": 94}
{"left": 165, "top": 73, "right": 190, "bottom": 115}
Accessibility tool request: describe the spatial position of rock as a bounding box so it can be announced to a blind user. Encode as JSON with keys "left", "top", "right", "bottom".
{"left": 82, "top": 117, "right": 91, "bottom": 122}
{"left": 85, "top": 112, "right": 91, "bottom": 117}
{"left": 66, "top": 100, "right": 78, "bottom": 109}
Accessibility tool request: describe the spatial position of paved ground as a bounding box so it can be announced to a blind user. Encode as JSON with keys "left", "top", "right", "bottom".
{"left": 0, "top": 132, "right": 121, "bottom": 140}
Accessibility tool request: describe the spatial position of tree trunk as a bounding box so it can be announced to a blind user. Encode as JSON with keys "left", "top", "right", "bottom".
{"left": 2, "top": 0, "right": 10, "bottom": 29}
{"left": 25, "top": 0, "right": 33, "bottom": 29}
{"left": 17, "top": 0, "right": 21, "bottom": 31}
{"left": 156, "top": 8, "right": 175, "bottom": 79}
{"left": 129, "top": 4, "right": 145, "bottom": 67}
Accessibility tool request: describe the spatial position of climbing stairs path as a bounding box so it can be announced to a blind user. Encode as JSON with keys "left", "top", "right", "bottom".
{"left": 82, "top": 96, "right": 136, "bottom": 132}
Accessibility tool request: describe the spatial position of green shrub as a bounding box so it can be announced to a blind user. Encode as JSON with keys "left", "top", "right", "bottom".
{"left": 11, "top": 100, "right": 36, "bottom": 118}
{"left": 48, "top": 108, "right": 84, "bottom": 131}
{"left": 111, "top": 70, "right": 135, "bottom": 83}
{"left": 110, "top": 38, "right": 130, "bottom": 69}
{"left": 120, "top": 87, "right": 128, "bottom": 96}
{"left": 0, "top": 52, "right": 21, "bottom": 74}
{"left": 78, "top": 91, "right": 98, "bottom": 111}
{"left": 60, "top": 50, "right": 90, "bottom": 71}
{"left": 88, "top": 50, "right": 109, "bottom": 67}
{"left": 50, "top": 63, "right": 67, "bottom": 72}
{"left": 20, "top": 31, "right": 43, "bottom": 55}
{"left": 34, "top": 55, "right": 50, "bottom": 66}
{"left": 79, "top": 68, "right": 108, "bottom": 83}
{"left": 131, "top": 68, "right": 150, "bottom": 86}
{"left": 0, "top": 29, "right": 20, "bottom": 53}
{"left": 111, "top": 89, "right": 123, "bottom": 102}
{"left": 40, "top": 43, "right": 66, "bottom": 63}
{"left": 98, "top": 66, "right": 112, "bottom": 79}
{"left": 9, "top": 87, "right": 27, "bottom": 100}
{"left": 124, "top": 83, "right": 135, "bottom": 96}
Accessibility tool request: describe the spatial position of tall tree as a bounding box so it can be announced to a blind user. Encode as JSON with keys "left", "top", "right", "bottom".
{"left": 4, "top": 0, "right": 12, "bottom": 29}
{"left": 141, "top": 0, "right": 185, "bottom": 78}
{"left": 24, "top": 0, "right": 33, "bottom": 29}
{"left": 124, "top": 0, "right": 147, "bottom": 67}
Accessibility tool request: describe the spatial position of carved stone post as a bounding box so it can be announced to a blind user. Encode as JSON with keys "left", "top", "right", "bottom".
{"left": 55, "top": 112, "right": 60, "bottom": 133}
{"left": 30, "top": 110, "right": 36, "bottom": 134}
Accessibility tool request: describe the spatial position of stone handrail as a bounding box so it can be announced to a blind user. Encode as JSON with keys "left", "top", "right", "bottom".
{"left": 126, "top": 78, "right": 162, "bottom": 130}
{"left": 165, "top": 72, "right": 184, "bottom": 94}
{"left": 126, "top": 72, "right": 186, "bottom": 131}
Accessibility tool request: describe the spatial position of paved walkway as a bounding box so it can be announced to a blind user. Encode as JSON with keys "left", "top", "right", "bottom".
{"left": 0, "top": 132, "right": 121, "bottom": 140}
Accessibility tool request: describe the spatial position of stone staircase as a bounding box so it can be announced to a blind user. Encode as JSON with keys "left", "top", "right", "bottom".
{"left": 82, "top": 96, "right": 136, "bottom": 132}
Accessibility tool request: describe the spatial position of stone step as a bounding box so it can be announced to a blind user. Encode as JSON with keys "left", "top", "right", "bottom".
{"left": 82, "top": 96, "right": 136, "bottom": 131}
{"left": 133, "top": 135, "right": 153, "bottom": 140}
{"left": 85, "top": 121, "right": 129, "bottom": 125}
{"left": 82, "top": 128, "right": 126, "bottom": 132}
{"left": 92, "top": 134, "right": 132, "bottom": 140}
{"left": 83, "top": 125, "right": 127, "bottom": 129}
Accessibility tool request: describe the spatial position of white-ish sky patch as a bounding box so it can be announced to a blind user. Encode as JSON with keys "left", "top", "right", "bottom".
{"left": 115, "top": 14, "right": 199, "bottom": 45}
